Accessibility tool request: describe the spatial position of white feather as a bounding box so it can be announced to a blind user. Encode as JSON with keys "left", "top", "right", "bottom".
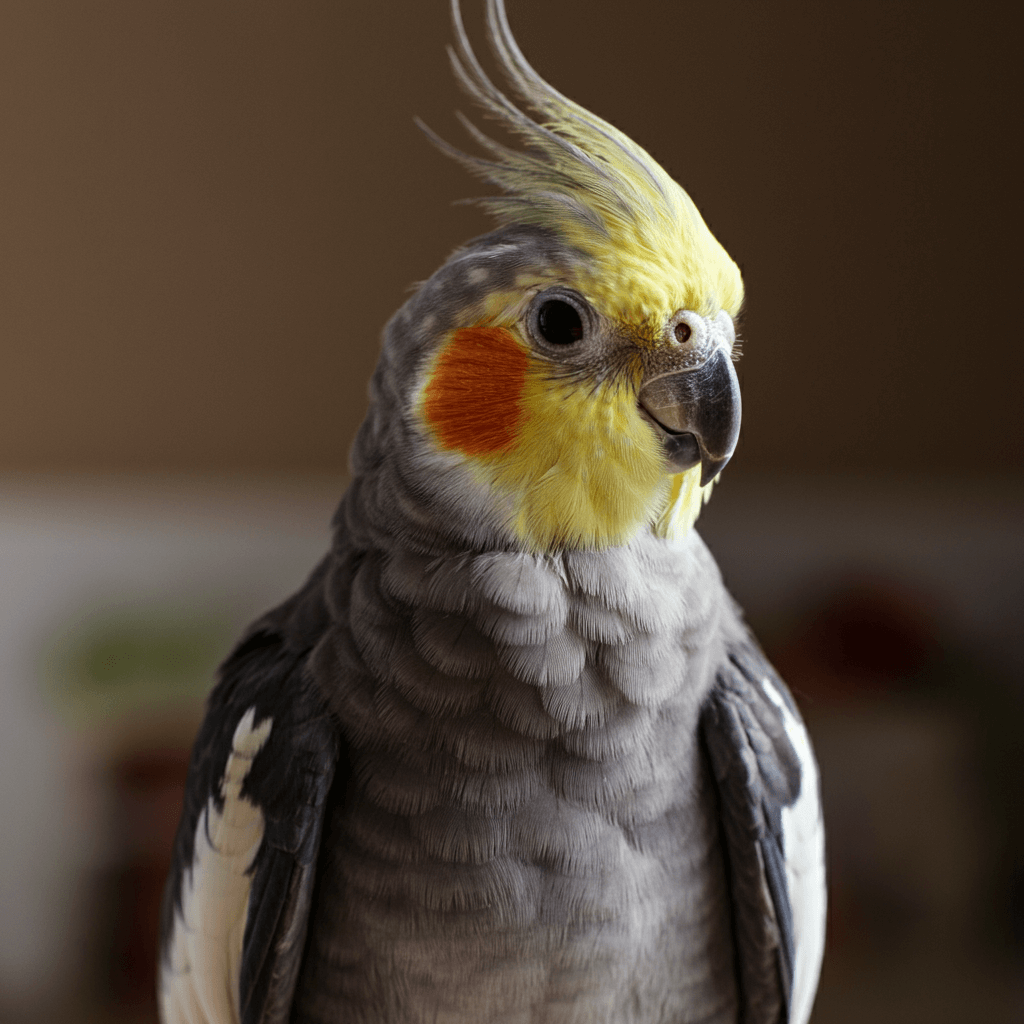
{"left": 762, "top": 680, "right": 827, "bottom": 1024}
{"left": 159, "top": 707, "right": 273, "bottom": 1024}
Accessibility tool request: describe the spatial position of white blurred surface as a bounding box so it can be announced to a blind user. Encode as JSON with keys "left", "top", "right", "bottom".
{"left": 700, "top": 474, "right": 1024, "bottom": 676}
{"left": 0, "top": 476, "right": 339, "bottom": 1009}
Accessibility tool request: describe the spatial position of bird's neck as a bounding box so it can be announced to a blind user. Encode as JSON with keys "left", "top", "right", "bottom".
{"left": 317, "top": 487, "right": 728, "bottom": 802}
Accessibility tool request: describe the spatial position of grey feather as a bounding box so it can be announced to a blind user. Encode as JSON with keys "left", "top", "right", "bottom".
{"left": 701, "top": 643, "right": 823, "bottom": 1024}
{"left": 288, "top": 492, "right": 746, "bottom": 1023}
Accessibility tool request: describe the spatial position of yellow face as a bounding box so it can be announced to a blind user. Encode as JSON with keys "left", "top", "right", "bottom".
{"left": 416, "top": 279, "right": 710, "bottom": 552}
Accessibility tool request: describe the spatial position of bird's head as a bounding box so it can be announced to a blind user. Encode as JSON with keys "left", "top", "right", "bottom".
{"left": 361, "top": 0, "right": 743, "bottom": 555}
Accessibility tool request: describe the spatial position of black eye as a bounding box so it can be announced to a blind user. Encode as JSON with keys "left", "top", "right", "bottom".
{"left": 674, "top": 322, "right": 692, "bottom": 343}
{"left": 537, "top": 299, "right": 584, "bottom": 345}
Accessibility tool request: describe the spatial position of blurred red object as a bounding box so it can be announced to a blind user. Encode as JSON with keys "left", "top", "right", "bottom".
{"left": 771, "top": 578, "right": 941, "bottom": 703}
{"left": 103, "top": 747, "right": 190, "bottom": 1010}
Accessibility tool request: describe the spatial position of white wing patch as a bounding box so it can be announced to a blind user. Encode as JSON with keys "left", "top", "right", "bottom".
{"left": 762, "top": 680, "right": 826, "bottom": 1024}
{"left": 160, "top": 708, "right": 273, "bottom": 1024}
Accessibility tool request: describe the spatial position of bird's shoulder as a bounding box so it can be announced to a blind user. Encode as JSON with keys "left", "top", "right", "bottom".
{"left": 159, "top": 558, "right": 344, "bottom": 1024}
{"left": 700, "top": 634, "right": 827, "bottom": 1024}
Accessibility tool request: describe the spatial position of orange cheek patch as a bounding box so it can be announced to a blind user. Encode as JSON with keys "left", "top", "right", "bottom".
{"left": 423, "top": 327, "right": 529, "bottom": 457}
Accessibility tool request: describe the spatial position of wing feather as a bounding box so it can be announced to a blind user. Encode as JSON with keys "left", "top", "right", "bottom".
{"left": 159, "top": 562, "right": 342, "bottom": 1024}
{"left": 761, "top": 676, "right": 827, "bottom": 1024}
{"left": 701, "top": 639, "right": 826, "bottom": 1024}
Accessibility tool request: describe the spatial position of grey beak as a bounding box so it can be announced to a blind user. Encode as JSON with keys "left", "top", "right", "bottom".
{"left": 637, "top": 347, "right": 742, "bottom": 485}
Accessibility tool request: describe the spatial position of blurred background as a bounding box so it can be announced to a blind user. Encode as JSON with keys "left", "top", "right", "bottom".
{"left": 0, "top": 1, "right": 1020, "bottom": 1021}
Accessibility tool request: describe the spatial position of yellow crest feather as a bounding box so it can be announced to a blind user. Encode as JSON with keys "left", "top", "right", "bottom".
{"left": 424, "top": 0, "right": 744, "bottom": 322}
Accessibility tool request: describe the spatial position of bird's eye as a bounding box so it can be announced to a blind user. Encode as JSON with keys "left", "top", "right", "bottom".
{"left": 674, "top": 322, "right": 692, "bottom": 344}
{"left": 537, "top": 299, "right": 584, "bottom": 345}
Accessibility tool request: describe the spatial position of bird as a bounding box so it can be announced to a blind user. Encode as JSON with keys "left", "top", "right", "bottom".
{"left": 157, "top": 1, "right": 826, "bottom": 1022}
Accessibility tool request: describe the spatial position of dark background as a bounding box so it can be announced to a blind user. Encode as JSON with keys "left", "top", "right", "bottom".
{"left": 0, "top": 0, "right": 1019, "bottom": 476}
{"left": 0, "top": 2, "right": 1020, "bottom": 1022}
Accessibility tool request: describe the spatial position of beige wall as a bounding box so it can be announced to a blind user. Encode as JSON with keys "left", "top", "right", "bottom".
{"left": 0, "top": 0, "right": 1020, "bottom": 474}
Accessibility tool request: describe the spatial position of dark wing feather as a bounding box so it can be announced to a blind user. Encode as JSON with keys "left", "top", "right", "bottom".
{"left": 701, "top": 638, "right": 826, "bottom": 1024}
{"left": 159, "top": 558, "right": 345, "bottom": 1024}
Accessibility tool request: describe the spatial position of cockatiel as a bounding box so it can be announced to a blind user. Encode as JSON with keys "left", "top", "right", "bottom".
{"left": 158, "top": 1, "right": 826, "bottom": 1022}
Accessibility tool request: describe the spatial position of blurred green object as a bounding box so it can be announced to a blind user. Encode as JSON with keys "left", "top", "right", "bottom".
{"left": 47, "top": 609, "right": 232, "bottom": 724}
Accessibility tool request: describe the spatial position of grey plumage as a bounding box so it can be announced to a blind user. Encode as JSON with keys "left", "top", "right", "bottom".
{"left": 291, "top": 509, "right": 744, "bottom": 1023}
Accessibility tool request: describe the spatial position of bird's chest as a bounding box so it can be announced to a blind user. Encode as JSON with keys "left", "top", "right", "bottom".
{"left": 300, "top": 749, "right": 734, "bottom": 1024}
{"left": 295, "top": 539, "right": 736, "bottom": 1022}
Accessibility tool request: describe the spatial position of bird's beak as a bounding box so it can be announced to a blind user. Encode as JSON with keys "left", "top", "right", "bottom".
{"left": 637, "top": 347, "right": 742, "bottom": 485}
